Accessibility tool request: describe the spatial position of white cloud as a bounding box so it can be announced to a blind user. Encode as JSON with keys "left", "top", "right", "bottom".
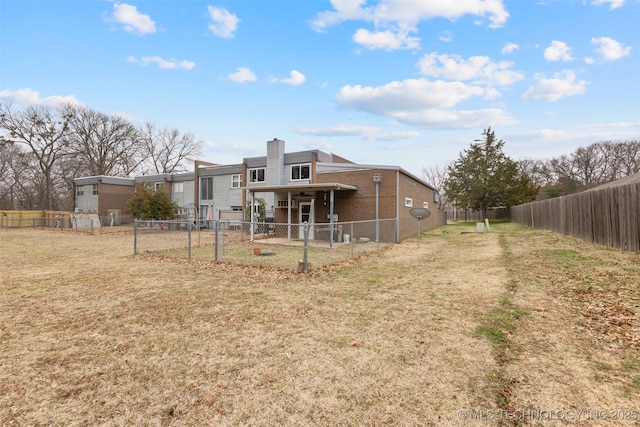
{"left": 579, "top": 120, "right": 640, "bottom": 129}
{"left": 352, "top": 28, "right": 420, "bottom": 50}
{"left": 337, "top": 79, "right": 496, "bottom": 113}
{"left": 280, "top": 70, "right": 306, "bottom": 86}
{"left": 335, "top": 78, "right": 514, "bottom": 129}
{"left": 590, "top": 0, "right": 625, "bottom": 10}
{"left": 544, "top": 40, "right": 574, "bottom": 62}
{"left": 507, "top": 128, "right": 572, "bottom": 141}
{"left": 393, "top": 108, "right": 516, "bottom": 129}
{"left": 295, "top": 124, "right": 420, "bottom": 141}
{"left": 439, "top": 31, "right": 453, "bottom": 43}
{"left": 312, "top": 0, "right": 510, "bottom": 31}
{"left": 227, "top": 67, "right": 257, "bottom": 83}
{"left": 295, "top": 124, "right": 382, "bottom": 137}
{"left": 111, "top": 3, "right": 156, "bottom": 35}
{"left": 417, "top": 53, "right": 524, "bottom": 86}
{"left": 522, "top": 70, "right": 588, "bottom": 101}
{"left": 501, "top": 42, "right": 519, "bottom": 54}
{"left": 591, "top": 36, "right": 632, "bottom": 60}
{"left": 127, "top": 56, "right": 195, "bottom": 70}
{"left": 207, "top": 6, "right": 239, "bottom": 38}
{"left": 0, "top": 88, "right": 82, "bottom": 107}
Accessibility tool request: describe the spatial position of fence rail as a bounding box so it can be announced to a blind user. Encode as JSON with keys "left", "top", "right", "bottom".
{"left": 510, "top": 182, "right": 640, "bottom": 252}
{"left": 133, "top": 218, "right": 396, "bottom": 272}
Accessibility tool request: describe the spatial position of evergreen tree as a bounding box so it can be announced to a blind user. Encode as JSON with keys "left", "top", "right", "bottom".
{"left": 444, "top": 128, "right": 538, "bottom": 218}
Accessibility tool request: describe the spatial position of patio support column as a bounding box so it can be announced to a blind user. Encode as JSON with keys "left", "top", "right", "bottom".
{"left": 250, "top": 191, "right": 255, "bottom": 241}
{"left": 287, "top": 191, "right": 292, "bottom": 241}
{"left": 329, "top": 189, "right": 335, "bottom": 248}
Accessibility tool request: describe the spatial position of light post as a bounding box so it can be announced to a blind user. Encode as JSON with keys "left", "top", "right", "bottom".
{"left": 373, "top": 174, "right": 382, "bottom": 246}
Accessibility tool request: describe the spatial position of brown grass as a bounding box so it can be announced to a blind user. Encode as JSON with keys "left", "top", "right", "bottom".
{"left": 0, "top": 223, "right": 638, "bottom": 426}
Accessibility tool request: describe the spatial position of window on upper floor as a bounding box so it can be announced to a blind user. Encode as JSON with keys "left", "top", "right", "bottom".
{"left": 201, "top": 177, "right": 213, "bottom": 200}
{"left": 423, "top": 201, "right": 429, "bottom": 209}
{"left": 173, "top": 182, "right": 184, "bottom": 193}
{"left": 249, "top": 168, "right": 265, "bottom": 183}
{"left": 92, "top": 184, "right": 99, "bottom": 195}
{"left": 405, "top": 197, "right": 413, "bottom": 207}
{"left": 76, "top": 186, "right": 84, "bottom": 196}
{"left": 231, "top": 174, "right": 242, "bottom": 188}
{"left": 291, "top": 164, "right": 310, "bottom": 180}
{"left": 154, "top": 182, "right": 164, "bottom": 192}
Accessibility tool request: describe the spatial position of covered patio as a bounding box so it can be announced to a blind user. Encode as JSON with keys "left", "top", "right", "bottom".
{"left": 246, "top": 182, "right": 357, "bottom": 246}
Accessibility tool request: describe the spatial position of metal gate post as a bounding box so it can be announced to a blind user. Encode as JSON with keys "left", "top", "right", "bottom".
{"left": 303, "top": 221, "right": 309, "bottom": 274}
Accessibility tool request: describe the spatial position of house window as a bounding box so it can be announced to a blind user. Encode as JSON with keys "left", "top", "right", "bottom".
{"left": 173, "top": 182, "right": 184, "bottom": 193}
{"left": 92, "top": 184, "right": 99, "bottom": 195}
{"left": 200, "top": 177, "right": 213, "bottom": 200}
{"left": 434, "top": 192, "right": 440, "bottom": 203}
{"left": 76, "top": 186, "right": 84, "bottom": 196}
{"left": 405, "top": 197, "right": 413, "bottom": 207}
{"left": 423, "top": 201, "right": 429, "bottom": 209}
{"left": 291, "top": 164, "right": 310, "bottom": 180}
{"left": 154, "top": 182, "right": 164, "bottom": 192}
{"left": 249, "top": 168, "right": 265, "bottom": 183}
{"left": 231, "top": 174, "right": 242, "bottom": 188}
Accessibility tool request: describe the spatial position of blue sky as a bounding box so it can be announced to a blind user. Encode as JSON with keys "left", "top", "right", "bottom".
{"left": 1, "top": 0, "right": 638, "bottom": 178}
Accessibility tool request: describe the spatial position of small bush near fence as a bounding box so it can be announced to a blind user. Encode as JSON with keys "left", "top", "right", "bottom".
{"left": 133, "top": 219, "right": 396, "bottom": 272}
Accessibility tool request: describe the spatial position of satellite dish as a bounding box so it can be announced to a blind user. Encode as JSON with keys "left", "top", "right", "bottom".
{"left": 410, "top": 208, "right": 431, "bottom": 220}
{"left": 409, "top": 208, "right": 430, "bottom": 248}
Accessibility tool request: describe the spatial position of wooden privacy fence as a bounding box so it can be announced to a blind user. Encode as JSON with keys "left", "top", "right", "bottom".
{"left": 510, "top": 183, "right": 640, "bottom": 252}
{"left": 0, "top": 210, "right": 71, "bottom": 228}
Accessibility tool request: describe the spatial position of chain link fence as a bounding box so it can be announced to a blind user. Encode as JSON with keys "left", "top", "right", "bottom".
{"left": 133, "top": 218, "right": 397, "bottom": 272}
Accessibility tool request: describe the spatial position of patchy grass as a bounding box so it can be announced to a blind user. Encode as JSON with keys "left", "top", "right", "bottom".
{"left": 1, "top": 223, "right": 638, "bottom": 426}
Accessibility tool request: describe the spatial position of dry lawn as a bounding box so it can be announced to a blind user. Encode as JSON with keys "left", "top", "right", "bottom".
{"left": 0, "top": 223, "right": 638, "bottom": 426}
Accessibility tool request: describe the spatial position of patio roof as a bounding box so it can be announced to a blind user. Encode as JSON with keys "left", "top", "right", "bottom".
{"left": 245, "top": 182, "right": 358, "bottom": 193}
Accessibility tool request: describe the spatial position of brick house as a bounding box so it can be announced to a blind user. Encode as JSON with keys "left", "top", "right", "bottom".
{"left": 73, "top": 138, "right": 446, "bottom": 240}
{"left": 73, "top": 176, "right": 134, "bottom": 224}
{"left": 237, "top": 138, "right": 445, "bottom": 242}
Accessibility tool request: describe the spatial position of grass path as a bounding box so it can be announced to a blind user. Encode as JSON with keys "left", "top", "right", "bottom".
{"left": 1, "top": 223, "right": 638, "bottom": 425}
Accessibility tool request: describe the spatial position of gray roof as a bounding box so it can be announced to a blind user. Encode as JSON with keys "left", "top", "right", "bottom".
{"left": 74, "top": 176, "right": 134, "bottom": 186}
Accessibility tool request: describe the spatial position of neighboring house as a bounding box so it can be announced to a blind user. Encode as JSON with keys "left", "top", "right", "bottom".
{"left": 73, "top": 138, "right": 446, "bottom": 240}
{"left": 134, "top": 172, "right": 196, "bottom": 220}
{"left": 73, "top": 176, "right": 134, "bottom": 224}
{"left": 196, "top": 164, "right": 244, "bottom": 223}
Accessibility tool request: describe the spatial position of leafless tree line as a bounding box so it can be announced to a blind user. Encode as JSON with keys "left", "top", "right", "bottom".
{"left": 519, "top": 140, "right": 640, "bottom": 197}
{"left": 424, "top": 139, "right": 640, "bottom": 208}
{"left": 0, "top": 102, "right": 202, "bottom": 211}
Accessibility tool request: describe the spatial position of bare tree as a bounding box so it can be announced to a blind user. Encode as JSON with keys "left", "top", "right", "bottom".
{"left": 618, "top": 140, "right": 640, "bottom": 177}
{"left": 137, "top": 122, "right": 202, "bottom": 174}
{"left": 0, "top": 103, "right": 73, "bottom": 210}
{"left": 572, "top": 143, "right": 606, "bottom": 186}
{"left": 63, "top": 104, "right": 142, "bottom": 177}
{"left": 421, "top": 162, "right": 450, "bottom": 210}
